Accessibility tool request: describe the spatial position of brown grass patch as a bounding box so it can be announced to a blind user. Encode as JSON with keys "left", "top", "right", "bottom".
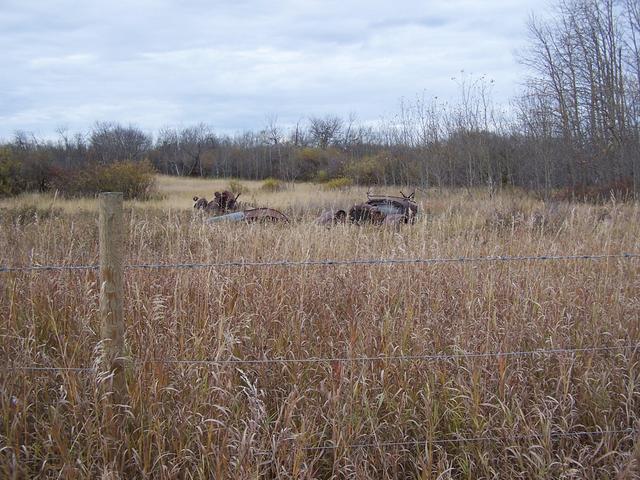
{"left": 1, "top": 181, "right": 639, "bottom": 478}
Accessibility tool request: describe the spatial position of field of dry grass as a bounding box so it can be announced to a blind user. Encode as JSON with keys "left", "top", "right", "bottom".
{"left": 0, "top": 175, "right": 377, "bottom": 214}
{"left": 1, "top": 177, "right": 639, "bottom": 478}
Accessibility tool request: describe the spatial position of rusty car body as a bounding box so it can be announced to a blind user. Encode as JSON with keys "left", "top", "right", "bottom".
{"left": 348, "top": 191, "right": 418, "bottom": 225}
{"left": 193, "top": 196, "right": 209, "bottom": 210}
{"left": 193, "top": 191, "right": 241, "bottom": 214}
{"left": 348, "top": 203, "right": 386, "bottom": 224}
{"left": 213, "top": 190, "right": 241, "bottom": 212}
{"left": 315, "top": 209, "right": 347, "bottom": 225}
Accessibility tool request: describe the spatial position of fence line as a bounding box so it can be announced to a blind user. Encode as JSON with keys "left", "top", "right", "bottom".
{"left": 292, "top": 428, "right": 637, "bottom": 453}
{"left": 4, "top": 343, "right": 637, "bottom": 373}
{"left": 152, "top": 343, "right": 638, "bottom": 366}
{"left": 1, "top": 252, "right": 639, "bottom": 274}
{"left": 2, "top": 366, "right": 95, "bottom": 372}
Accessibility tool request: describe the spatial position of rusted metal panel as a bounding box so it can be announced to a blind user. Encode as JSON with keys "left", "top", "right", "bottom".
{"left": 243, "top": 208, "right": 289, "bottom": 223}
{"left": 366, "top": 201, "right": 404, "bottom": 216}
{"left": 315, "top": 209, "right": 347, "bottom": 225}
{"left": 348, "top": 203, "right": 385, "bottom": 224}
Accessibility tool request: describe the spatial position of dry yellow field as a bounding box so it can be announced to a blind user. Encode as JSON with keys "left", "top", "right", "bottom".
{"left": 0, "top": 175, "right": 377, "bottom": 214}
{"left": 1, "top": 177, "right": 639, "bottom": 478}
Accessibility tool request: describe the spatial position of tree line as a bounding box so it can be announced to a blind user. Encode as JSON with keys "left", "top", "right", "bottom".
{"left": 1, "top": 0, "right": 638, "bottom": 200}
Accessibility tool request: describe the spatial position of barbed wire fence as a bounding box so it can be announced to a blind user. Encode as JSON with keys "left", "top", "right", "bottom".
{"left": 1, "top": 193, "right": 639, "bottom": 456}
{"left": 1, "top": 252, "right": 639, "bottom": 273}
{"left": 291, "top": 428, "right": 637, "bottom": 453}
{"left": 3, "top": 344, "right": 638, "bottom": 372}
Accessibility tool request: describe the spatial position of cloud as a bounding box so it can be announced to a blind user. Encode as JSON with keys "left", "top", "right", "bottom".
{"left": 29, "top": 53, "right": 96, "bottom": 68}
{"left": 0, "top": 0, "right": 541, "bottom": 138}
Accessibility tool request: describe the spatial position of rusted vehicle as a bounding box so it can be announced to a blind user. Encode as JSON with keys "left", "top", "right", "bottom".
{"left": 349, "top": 191, "right": 418, "bottom": 225}
{"left": 348, "top": 203, "right": 386, "bottom": 224}
{"left": 193, "top": 191, "right": 241, "bottom": 213}
{"left": 213, "top": 190, "right": 241, "bottom": 212}
{"left": 365, "top": 191, "right": 418, "bottom": 223}
{"left": 206, "top": 207, "right": 289, "bottom": 224}
{"left": 315, "top": 209, "right": 347, "bottom": 225}
{"left": 193, "top": 196, "right": 209, "bottom": 209}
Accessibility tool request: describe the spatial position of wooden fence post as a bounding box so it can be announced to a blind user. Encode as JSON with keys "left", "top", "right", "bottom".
{"left": 99, "top": 192, "right": 127, "bottom": 404}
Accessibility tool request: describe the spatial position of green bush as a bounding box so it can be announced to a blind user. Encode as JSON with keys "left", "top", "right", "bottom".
{"left": 295, "top": 148, "right": 327, "bottom": 181}
{"left": 261, "top": 177, "right": 285, "bottom": 192}
{"left": 55, "top": 160, "right": 156, "bottom": 200}
{"left": 294, "top": 147, "right": 347, "bottom": 181}
{"left": 344, "top": 154, "right": 387, "bottom": 184}
{"left": 323, "top": 177, "right": 353, "bottom": 190}
{"left": 312, "top": 169, "right": 330, "bottom": 183}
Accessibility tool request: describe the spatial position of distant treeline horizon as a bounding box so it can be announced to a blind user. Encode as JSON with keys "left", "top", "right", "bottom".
{"left": 1, "top": 0, "right": 639, "bottom": 200}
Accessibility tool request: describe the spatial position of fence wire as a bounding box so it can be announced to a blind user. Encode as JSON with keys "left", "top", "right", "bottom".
{"left": 151, "top": 343, "right": 638, "bottom": 366}
{"left": 1, "top": 252, "right": 639, "bottom": 273}
{"left": 3, "top": 343, "right": 637, "bottom": 373}
{"left": 288, "top": 428, "right": 637, "bottom": 453}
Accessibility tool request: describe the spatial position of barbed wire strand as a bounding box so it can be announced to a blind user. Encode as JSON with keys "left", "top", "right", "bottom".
{"left": 147, "top": 343, "right": 638, "bottom": 366}
{"left": 0, "top": 366, "right": 95, "bottom": 372}
{"left": 0, "top": 264, "right": 97, "bottom": 273}
{"left": 289, "top": 428, "right": 637, "bottom": 453}
{"left": 1, "top": 252, "right": 639, "bottom": 274}
{"left": 4, "top": 344, "right": 637, "bottom": 373}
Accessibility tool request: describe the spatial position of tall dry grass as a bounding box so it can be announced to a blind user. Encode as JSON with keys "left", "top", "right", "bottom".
{"left": 1, "top": 181, "right": 639, "bottom": 478}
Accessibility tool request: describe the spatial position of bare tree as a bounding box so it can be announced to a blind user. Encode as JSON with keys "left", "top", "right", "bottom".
{"left": 261, "top": 114, "right": 282, "bottom": 146}
{"left": 180, "top": 123, "right": 217, "bottom": 176}
{"left": 54, "top": 127, "right": 87, "bottom": 168}
{"left": 518, "top": 0, "right": 639, "bottom": 192}
{"left": 155, "top": 127, "right": 181, "bottom": 175}
{"left": 309, "top": 115, "right": 343, "bottom": 149}
{"left": 340, "top": 112, "right": 360, "bottom": 149}
{"left": 90, "top": 122, "right": 151, "bottom": 164}
{"left": 289, "top": 119, "right": 309, "bottom": 147}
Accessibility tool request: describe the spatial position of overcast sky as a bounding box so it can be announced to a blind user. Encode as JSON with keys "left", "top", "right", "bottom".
{"left": 0, "top": 0, "right": 546, "bottom": 140}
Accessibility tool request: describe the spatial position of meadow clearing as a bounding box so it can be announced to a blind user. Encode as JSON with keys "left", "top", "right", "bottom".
{"left": 1, "top": 175, "right": 639, "bottom": 478}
